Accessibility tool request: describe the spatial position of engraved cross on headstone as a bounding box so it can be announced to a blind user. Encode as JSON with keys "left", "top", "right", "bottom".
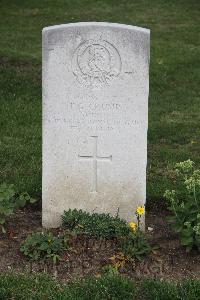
{"left": 78, "top": 136, "right": 112, "bottom": 193}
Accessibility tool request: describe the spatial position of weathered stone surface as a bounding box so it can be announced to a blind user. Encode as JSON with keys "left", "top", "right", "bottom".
{"left": 42, "top": 22, "right": 150, "bottom": 228}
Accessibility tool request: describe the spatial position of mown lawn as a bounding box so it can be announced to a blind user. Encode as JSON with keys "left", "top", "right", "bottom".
{"left": 0, "top": 273, "right": 200, "bottom": 300}
{"left": 0, "top": 0, "right": 199, "bottom": 201}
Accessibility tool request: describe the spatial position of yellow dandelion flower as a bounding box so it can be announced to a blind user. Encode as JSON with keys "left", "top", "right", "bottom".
{"left": 129, "top": 222, "right": 137, "bottom": 231}
{"left": 136, "top": 206, "right": 145, "bottom": 215}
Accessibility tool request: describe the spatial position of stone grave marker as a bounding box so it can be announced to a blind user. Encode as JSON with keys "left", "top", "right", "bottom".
{"left": 42, "top": 22, "right": 150, "bottom": 227}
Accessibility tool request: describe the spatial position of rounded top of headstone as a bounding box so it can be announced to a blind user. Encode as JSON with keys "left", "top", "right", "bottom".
{"left": 42, "top": 22, "right": 150, "bottom": 34}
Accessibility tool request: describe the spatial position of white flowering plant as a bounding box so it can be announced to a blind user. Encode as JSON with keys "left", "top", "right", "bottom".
{"left": 164, "top": 160, "right": 200, "bottom": 252}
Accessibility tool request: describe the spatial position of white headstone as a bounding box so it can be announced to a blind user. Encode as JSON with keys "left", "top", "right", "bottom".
{"left": 42, "top": 22, "right": 150, "bottom": 228}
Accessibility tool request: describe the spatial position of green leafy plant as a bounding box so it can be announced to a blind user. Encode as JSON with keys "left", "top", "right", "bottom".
{"left": 0, "top": 183, "right": 37, "bottom": 233}
{"left": 119, "top": 230, "right": 152, "bottom": 260}
{"left": 20, "top": 232, "right": 68, "bottom": 264}
{"left": 62, "top": 208, "right": 151, "bottom": 260}
{"left": 62, "top": 209, "right": 130, "bottom": 238}
{"left": 119, "top": 207, "right": 152, "bottom": 260}
{"left": 164, "top": 160, "right": 200, "bottom": 252}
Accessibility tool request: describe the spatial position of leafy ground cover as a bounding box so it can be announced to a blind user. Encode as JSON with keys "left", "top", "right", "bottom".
{"left": 0, "top": 0, "right": 199, "bottom": 202}
{"left": 0, "top": 273, "right": 200, "bottom": 300}
{"left": 0, "top": 208, "right": 200, "bottom": 281}
{"left": 19, "top": 208, "right": 151, "bottom": 265}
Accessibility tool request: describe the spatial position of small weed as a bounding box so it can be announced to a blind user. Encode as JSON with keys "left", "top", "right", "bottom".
{"left": 0, "top": 183, "right": 37, "bottom": 233}
{"left": 20, "top": 232, "right": 68, "bottom": 264}
{"left": 120, "top": 206, "right": 152, "bottom": 259}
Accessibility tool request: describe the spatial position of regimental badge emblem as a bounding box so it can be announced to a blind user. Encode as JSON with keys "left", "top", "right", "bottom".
{"left": 72, "top": 40, "right": 122, "bottom": 88}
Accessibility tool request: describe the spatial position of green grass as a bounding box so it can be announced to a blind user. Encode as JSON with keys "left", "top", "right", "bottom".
{"left": 141, "top": 278, "right": 200, "bottom": 300}
{"left": 0, "top": 0, "right": 199, "bottom": 201}
{"left": 0, "top": 273, "right": 136, "bottom": 300}
{"left": 0, "top": 273, "right": 200, "bottom": 300}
